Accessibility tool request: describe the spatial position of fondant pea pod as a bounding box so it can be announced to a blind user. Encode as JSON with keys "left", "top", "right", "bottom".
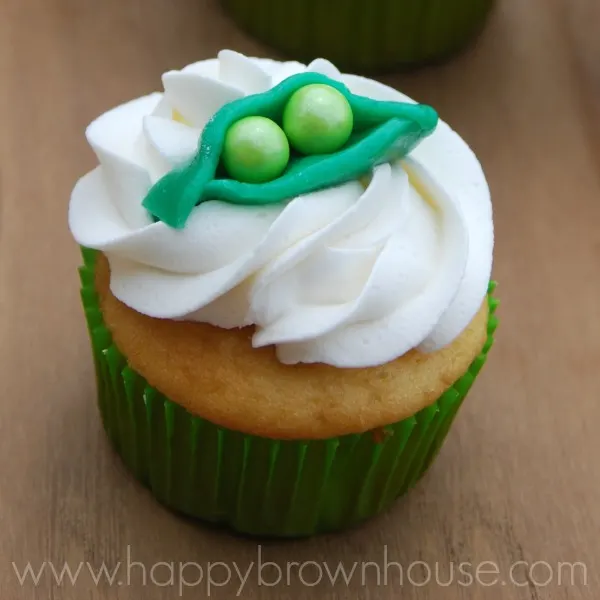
{"left": 142, "top": 72, "right": 439, "bottom": 229}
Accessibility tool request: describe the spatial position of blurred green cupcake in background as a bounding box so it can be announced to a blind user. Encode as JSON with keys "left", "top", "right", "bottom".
{"left": 221, "top": 0, "right": 495, "bottom": 72}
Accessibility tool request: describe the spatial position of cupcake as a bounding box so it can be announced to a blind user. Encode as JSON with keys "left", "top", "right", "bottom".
{"left": 221, "top": 0, "right": 495, "bottom": 72}
{"left": 70, "top": 50, "right": 496, "bottom": 537}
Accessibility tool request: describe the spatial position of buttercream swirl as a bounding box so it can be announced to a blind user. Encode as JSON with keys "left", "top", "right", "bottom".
{"left": 69, "top": 50, "right": 494, "bottom": 368}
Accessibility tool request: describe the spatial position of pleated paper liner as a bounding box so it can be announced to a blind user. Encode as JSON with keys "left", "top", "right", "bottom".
{"left": 221, "top": 0, "right": 495, "bottom": 72}
{"left": 79, "top": 247, "right": 498, "bottom": 537}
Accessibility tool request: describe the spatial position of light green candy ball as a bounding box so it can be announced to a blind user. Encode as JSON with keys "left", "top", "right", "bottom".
{"left": 222, "top": 116, "right": 290, "bottom": 183}
{"left": 283, "top": 84, "right": 354, "bottom": 155}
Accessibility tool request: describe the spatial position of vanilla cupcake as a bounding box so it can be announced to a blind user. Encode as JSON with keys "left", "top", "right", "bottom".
{"left": 70, "top": 50, "right": 497, "bottom": 536}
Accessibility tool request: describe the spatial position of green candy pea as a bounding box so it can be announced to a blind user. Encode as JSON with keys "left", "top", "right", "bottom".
{"left": 222, "top": 116, "right": 290, "bottom": 183}
{"left": 283, "top": 84, "right": 354, "bottom": 155}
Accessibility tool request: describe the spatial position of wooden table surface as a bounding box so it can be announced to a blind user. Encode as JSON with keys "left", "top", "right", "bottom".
{"left": 1, "top": 0, "right": 599, "bottom": 598}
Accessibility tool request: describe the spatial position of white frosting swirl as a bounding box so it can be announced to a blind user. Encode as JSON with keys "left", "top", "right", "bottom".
{"left": 69, "top": 50, "right": 494, "bottom": 368}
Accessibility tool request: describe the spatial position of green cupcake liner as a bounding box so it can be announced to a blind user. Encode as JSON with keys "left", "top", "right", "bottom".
{"left": 220, "top": 0, "right": 495, "bottom": 72}
{"left": 79, "top": 247, "right": 498, "bottom": 537}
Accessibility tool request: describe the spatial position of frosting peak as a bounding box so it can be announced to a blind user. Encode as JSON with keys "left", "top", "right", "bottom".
{"left": 69, "top": 51, "right": 493, "bottom": 368}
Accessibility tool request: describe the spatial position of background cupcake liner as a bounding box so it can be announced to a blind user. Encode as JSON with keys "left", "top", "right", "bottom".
{"left": 79, "top": 248, "right": 498, "bottom": 537}
{"left": 220, "top": 0, "right": 495, "bottom": 72}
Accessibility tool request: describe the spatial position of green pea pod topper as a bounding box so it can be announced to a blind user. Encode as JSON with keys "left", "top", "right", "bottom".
{"left": 143, "top": 72, "right": 439, "bottom": 229}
